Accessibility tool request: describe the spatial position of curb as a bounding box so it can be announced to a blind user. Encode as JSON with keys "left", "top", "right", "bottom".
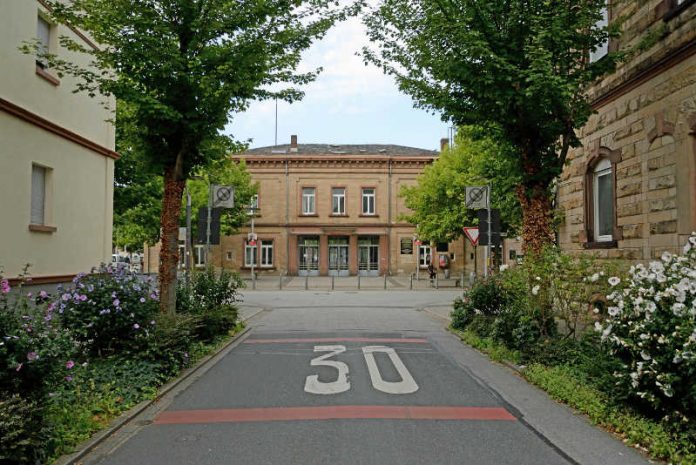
{"left": 53, "top": 325, "right": 252, "bottom": 465}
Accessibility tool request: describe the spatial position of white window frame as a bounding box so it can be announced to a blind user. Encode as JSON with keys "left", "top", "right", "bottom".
{"left": 361, "top": 188, "right": 375, "bottom": 215}
{"left": 593, "top": 158, "right": 613, "bottom": 242}
{"left": 30, "top": 164, "right": 47, "bottom": 225}
{"left": 590, "top": 4, "right": 609, "bottom": 63}
{"left": 36, "top": 15, "right": 51, "bottom": 68}
{"left": 302, "top": 187, "right": 316, "bottom": 215}
{"left": 332, "top": 188, "right": 346, "bottom": 215}
{"left": 261, "top": 241, "right": 273, "bottom": 268}
{"left": 194, "top": 245, "right": 206, "bottom": 267}
{"left": 248, "top": 194, "right": 259, "bottom": 216}
{"left": 245, "top": 242, "right": 258, "bottom": 267}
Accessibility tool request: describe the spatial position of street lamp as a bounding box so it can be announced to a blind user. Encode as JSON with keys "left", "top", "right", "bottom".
{"left": 247, "top": 196, "right": 259, "bottom": 289}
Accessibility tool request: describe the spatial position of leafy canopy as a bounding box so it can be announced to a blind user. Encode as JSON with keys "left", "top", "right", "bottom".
{"left": 363, "top": 0, "right": 617, "bottom": 184}
{"left": 400, "top": 126, "right": 521, "bottom": 242}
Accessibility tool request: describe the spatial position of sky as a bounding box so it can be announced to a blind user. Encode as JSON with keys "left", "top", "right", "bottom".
{"left": 225, "top": 13, "right": 451, "bottom": 152}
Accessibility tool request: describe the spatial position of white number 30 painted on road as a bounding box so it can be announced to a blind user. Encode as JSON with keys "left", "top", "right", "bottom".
{"left": 304, "top": 345, "right": 419, "bottom": 395}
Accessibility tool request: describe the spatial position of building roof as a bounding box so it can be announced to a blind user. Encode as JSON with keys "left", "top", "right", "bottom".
{"left": 243, "top": 144, "right": 438, "bottom": 157}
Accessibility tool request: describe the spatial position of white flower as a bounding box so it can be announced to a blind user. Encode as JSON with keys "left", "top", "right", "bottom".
{"left": 535, "top": 276, "right": 541, "bottom": 281}
{"left": 640, "top": 351, "right": 651, "bottom": 361}
{"left": 608, "top": 276, "right": 621, "bottom": 287}
{"left": 499, "top": 264, "right": 509, "bottom": 272}
{"left": 532, "top": 285, "right": 540, "bottom": 296}
{"left": 661, "top": 251, "right": 673, "bottom": 262}
{"left": 608, "top": 306, "right": 620, "bottom": 316}
{"left": 593, "top": 307, "right": 600, "bottom": 314}
{"left": 594, "top": 321, "right": 602, "bottom": 332}
{"left": 589, "top": 273, "right": 599, "bottom": 282}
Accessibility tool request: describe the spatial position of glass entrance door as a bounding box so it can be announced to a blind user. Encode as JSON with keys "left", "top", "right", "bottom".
{"left": 358, "top": 236, "right": 379, "bottom": 276}
{"left": 328, "top": 237, "right": 349, "bottom": 276}
{"left": 298, "top": 236, "right": 319, "bottom": 276}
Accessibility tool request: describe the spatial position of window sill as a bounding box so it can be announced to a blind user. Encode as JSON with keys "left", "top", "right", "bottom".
{"left": 241, "top": 266, "right": 275, "bottom": 270}
{"left": 36, "top": 65, "right": 60, "bottom": 86}
{"left": 663, "top": 0, "right": 694, "bottom": 21}
{"left": 330, "top": 214, "right": 349, "bottom": 217}
{"left": 299, "top": 214, "right": 318, "bottom": 217}
{"left": 583, "top": 240, "right": 618, "bottom": 250}
{"left": 359, "top": 214, "right": 379, "bottom": 218}
{"left": 29, "top": 224, "right": 57, "bottom": 233}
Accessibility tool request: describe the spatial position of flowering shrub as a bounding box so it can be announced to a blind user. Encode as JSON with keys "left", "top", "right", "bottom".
{"left": 0, "top": 272, "right": 77, "bottom": 397}
{"left": 598, "top": 234, "right": 696, "bottom": 419}
{"left": 57, "top": 265, "right": 159, "bottom": 356}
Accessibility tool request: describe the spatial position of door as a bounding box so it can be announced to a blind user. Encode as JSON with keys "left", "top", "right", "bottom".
{"left": 419, "top": 245, "right": 432, "bottom": 269}
{"left": 358, "top": 236, "right": 379, "bottom": 276}
{"left": 328, "top": 237, "right": 350, "bottom": 276}
{"left": 298, "top": 237, "right": 319, "bottom": 276}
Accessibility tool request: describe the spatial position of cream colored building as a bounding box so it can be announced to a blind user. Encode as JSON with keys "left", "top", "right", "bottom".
{"left": 0, "top": 1, "right": 117, "bottom": 283}
{"left": 558, "top": 0, "right": 696, "bottom": 259}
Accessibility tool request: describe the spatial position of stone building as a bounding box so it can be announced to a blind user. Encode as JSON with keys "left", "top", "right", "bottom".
{"left": 0, "top": 1, "right": 117, "bottom": 283}
{"left": 206, "top": 136, "right": 480, "bottom": 277}
{"left": 558, "top": 0, "right": 696, "bottom": 259}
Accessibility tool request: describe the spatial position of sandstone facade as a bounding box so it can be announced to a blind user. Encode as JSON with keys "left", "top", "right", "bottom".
{"left": 558, "top": 0, "right": 696, "bottom": 260}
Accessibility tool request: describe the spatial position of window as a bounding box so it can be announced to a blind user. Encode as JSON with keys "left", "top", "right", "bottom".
{"left": 332, "top": 188, "right": 345, "bottom": 215}
{"left": 36, "top": 16, "right": 51, "bottom": 68}
{"left": 302, "top": 187, "right": 315, "bottom": 215}
{"left": 248, "top": 194, "right": 259, "bottom": 215}
{"left": 590, "top": 4, "right": 609, "bottom": 63}
{"left": 30, "top": 164, "right": 47, "bottom": 224}
{"left": 194, "top": 245, "right": 206, "bottom": 267}
{"left": 245, "top": 241, "right": 257, "bottom": 266}
{"left": 593, "top": 158, "right": 614, "bottom": 242}
{"left": 226, "top": 251, "right": 233, "bottom": 261}
{"left": 261, "top": 241, "right": 274, "bottom": 267}
{"left": 361, "top": 188, "right": 375, "bottom": 215}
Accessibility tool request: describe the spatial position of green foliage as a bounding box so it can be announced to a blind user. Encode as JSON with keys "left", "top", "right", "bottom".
{"left": 57, "top": 266, "right": 160, "bottom": 356}
{"left": 177, "top": 267, "right": 242, "bottom": 342}
{"left": 0, "top": 393, "right": 49, "bottom": 464}
{"left": 400, "top": 126, "right": 521, "bottom": 241}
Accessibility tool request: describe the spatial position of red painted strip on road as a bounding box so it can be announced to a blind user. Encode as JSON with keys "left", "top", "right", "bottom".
{"left": 244, "top": 337, "right": 428, "bottom": 344}
{"left": 154, "top": 406, "right": 516, "bottom": 425}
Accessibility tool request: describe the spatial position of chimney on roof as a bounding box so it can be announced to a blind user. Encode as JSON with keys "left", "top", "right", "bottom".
{"left": 290, "top": 134, "right": 298, "bottom": 152}
{"left": 440, "top": 138, "right": 449, "bottom": 152}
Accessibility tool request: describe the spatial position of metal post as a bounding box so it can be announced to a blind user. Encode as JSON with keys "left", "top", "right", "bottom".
{"left": 206, "top": 184, "right": 212, "bottom": 266}
{"left": 279, "top": 272, "right": 283, "bottom": 290}
{"left": 410, "top": 273, "right": 413, "bottom": 290}
{"left": 251, "top": 215, "right": 255, "bottom": 289}
{"left": 384, "top": 273, "right": 387, "bottom": 290}
{"left": 357, "top": 274, "right": 361, "bottom": 290}
{"left": 484, "top": 184, "right": 491, "bottom": 278}
{"left": 305, "top": 274, "right": 308, "bottom": 290}
{"left": 331, "top": 275, "right": 335, "bottom": 291}
{"left": 435, "top": 273, "right": 439, "bottom": 289}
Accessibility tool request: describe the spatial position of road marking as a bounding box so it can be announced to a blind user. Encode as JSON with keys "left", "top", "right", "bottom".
{"left": 154, "top": 406, "right": 517, "bottom": 425}
{"left": 244, "top": 337, "right": 428, "bottom": 344}
{"left": 362, "top": 346, "right": 419, "bottom": 394}
{"left": 304, "top": 346, "right": 351, "bottom": 395}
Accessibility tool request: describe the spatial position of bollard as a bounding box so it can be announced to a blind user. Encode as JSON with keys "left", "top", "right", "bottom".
{"left": 460, "top": 272, "right": 465, "bottom": 288}
{"left": 410, "top": 273, "right": 413, "bottom": 290}
{"left": 384, "top": 273, "right": 387, "bottom": 290}
{"left": 252, "top": 272, "right": 256, "bottom": 290}
{"left": 279, "top": 273, "right": 283, "bottom": 290}
{"left": 305, "top": 274, "right": 308, "bottom": 290}
{"left": 357, "top": 274, "right": 361, "bottom": 290}
{"left": 435, "top": 274, "right": 438, "bottom": 289}
{"left": 331, "top": 275, "right": 335, "bottom": 291}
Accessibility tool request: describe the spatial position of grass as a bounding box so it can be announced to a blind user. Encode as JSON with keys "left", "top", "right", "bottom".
{"left": 451, "top": 326, "right": 696, "bottom": 465}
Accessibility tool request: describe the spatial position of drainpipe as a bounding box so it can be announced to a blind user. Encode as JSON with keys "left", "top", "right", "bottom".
{"left": 285, "top": 158, "right": 290, "bottom": 275}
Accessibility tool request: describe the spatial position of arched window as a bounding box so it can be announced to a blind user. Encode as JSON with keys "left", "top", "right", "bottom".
{"left": 583, "top": 146, "right": 621, "bottom": 248}
{"left": 593, "top": 158, "right": 614, "bottom": 242}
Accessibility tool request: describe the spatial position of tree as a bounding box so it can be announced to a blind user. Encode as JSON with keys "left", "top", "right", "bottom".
{"left": 38, "top": 0, "right": 359, "bottom": 312}
{"left": 400, "top": 126, "right": 521, "bottom": 242}
{"left": 363, "top": 0, "right": 618, "bottom": 253}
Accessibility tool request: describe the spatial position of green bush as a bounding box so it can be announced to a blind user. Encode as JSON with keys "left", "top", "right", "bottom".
{"left": 0, "top": 393, "right": 49, "bottom": 465}
{"left": 57, "top": 265, "right": 159, "bottom": 356}
{"left": 177, "top": 267, "right": 241, "bottom": 341}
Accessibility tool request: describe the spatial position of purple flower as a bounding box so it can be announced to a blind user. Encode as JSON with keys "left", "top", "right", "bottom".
{"left": 39, "top": 290, "right": 48, "bottom": 299}
{"left": 1, "top": 279, "right": 10, "bottom": 294}
{"left": 79, "top": 294, "right": 87, "bottom": 301}
{"left": 62, "top": 293, "right": 70, "bottom": 301}
{"left": 149, "top": 292, "right": 157, "bottom": 300}
{"left": 133, "top": 323, "right": 140, "bottom": 329}
{"left": 65, "top": 360, "right": 75, "bottom": 369}
{"left": 26, "top": 292, "right": 32, "bottom": 298}
{"left": 65, "top": 375, "right": 73, "bottom": 382}
{"left": 113, "top": 299, "right": 120, "bottom": 307}
{"left": 139, "top": 297, "right": 146, "bottom": 303}
{"left": 16, "top": 363, "right": 23, "bottom": 372}
{"left": 27, "top": 351, "right": 39, "bottom": 361}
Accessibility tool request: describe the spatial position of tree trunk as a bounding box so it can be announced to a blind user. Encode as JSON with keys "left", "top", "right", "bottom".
{"left": 517, "top": 184, "right": 555, "bottom": 255}
{"left": 159, "top": 167, "right": 185, "bottom": 314}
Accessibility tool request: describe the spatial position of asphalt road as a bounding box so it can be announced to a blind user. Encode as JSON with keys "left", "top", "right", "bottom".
{"left": 84, "top": 291, "right": 650, "bottom": 465}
